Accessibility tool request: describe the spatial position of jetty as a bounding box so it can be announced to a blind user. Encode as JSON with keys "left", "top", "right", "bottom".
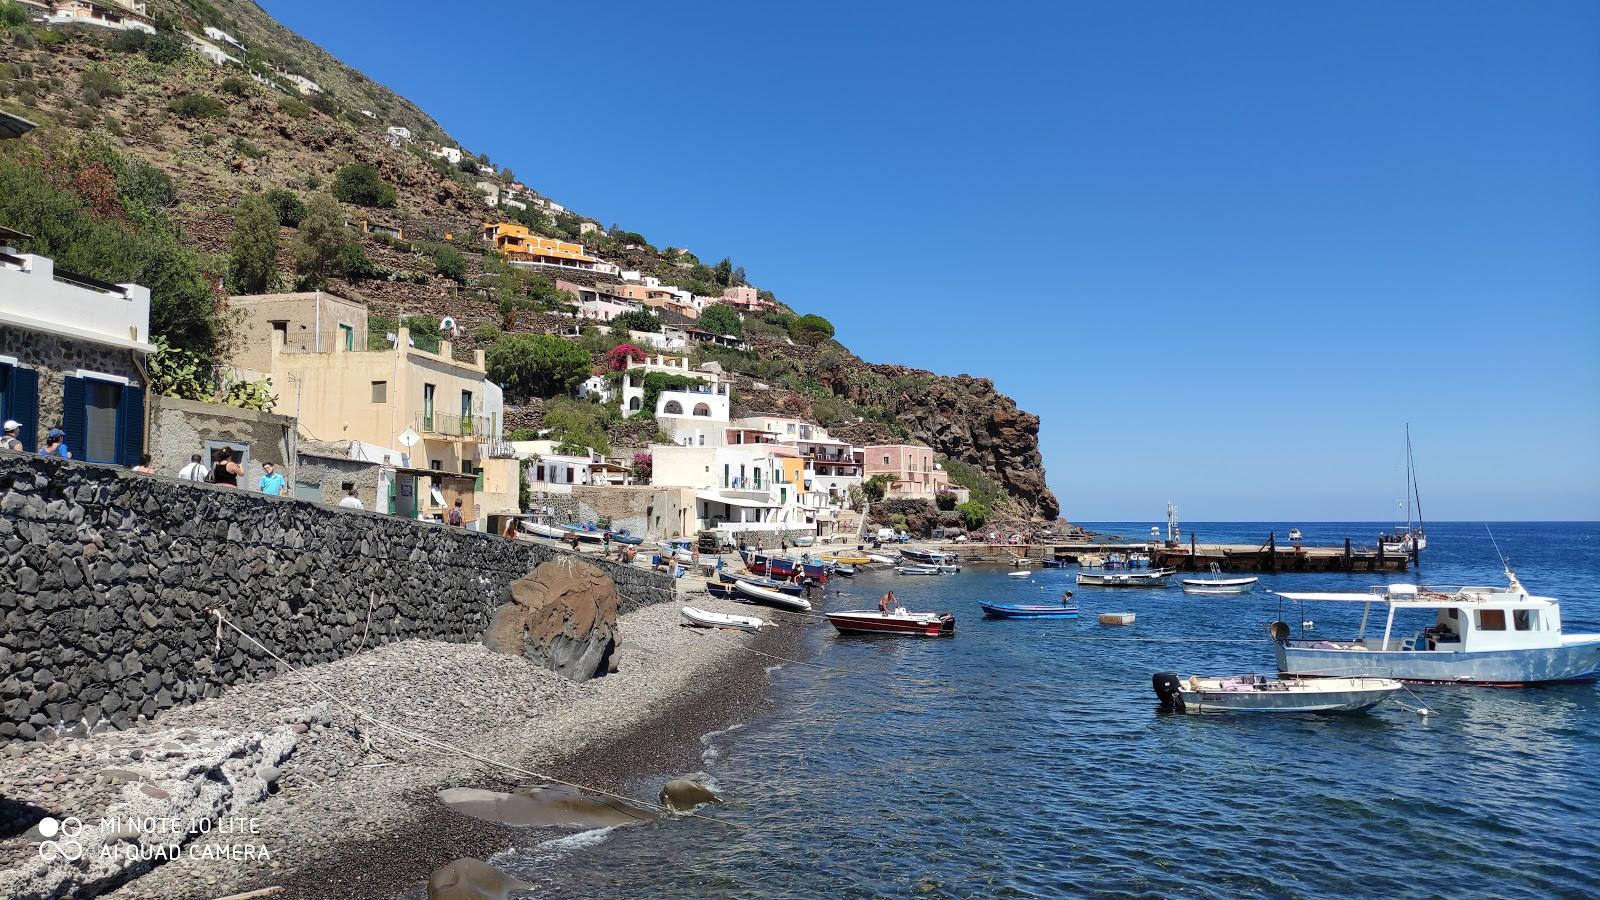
{"left": 909, "top": 533, "right": 1409, "bottom": 573}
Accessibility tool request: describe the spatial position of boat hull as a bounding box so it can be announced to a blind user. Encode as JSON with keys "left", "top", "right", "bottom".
{"left": 826, "top": 611, "right": 955, "bottom": 636}
{"left": 1181, "top": 582, "right": 1256, "bottom": 594}
{"left": 1077, "top": 570, "right": 1172, "bottom": 587}
{"left": 979, "top": 603, "right": 1080, "bottom": 619}
{"left": 1276, "top": 640, "right": 1600, "bottom": 685}
{"left": 1178, "top": 684, "right": 1398, "bottom": 714}
{"left": 734, "top": 580, "right": 813, "bottom": 612}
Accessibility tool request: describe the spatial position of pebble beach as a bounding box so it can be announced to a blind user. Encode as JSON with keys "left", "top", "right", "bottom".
{"left": 0, "top": 594, "right": 809, "bottom": 900}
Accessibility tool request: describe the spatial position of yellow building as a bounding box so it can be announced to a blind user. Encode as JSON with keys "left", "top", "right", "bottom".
{"left": 479, "top": 223, "right": 598, "bottom": 270}
{"left": 228, "top": 293, "right": 520, "bottom": 527}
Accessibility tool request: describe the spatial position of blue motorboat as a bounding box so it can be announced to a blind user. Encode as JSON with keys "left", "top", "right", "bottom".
{"left": 606, "top": 529, "right": 645, "bottom": 545}
{"left": 979, "top": 601, "right": 1080, "bottom": 619}
{"left": 717, "top": 569, "right": 806, "bottom": 596}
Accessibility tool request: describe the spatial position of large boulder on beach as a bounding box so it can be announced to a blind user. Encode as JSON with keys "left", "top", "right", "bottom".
{"left": 483, "top": 556, "right": 619, "bottom": 681}
{"left": 426, "top": 858, "right": 530, "bottom": 900}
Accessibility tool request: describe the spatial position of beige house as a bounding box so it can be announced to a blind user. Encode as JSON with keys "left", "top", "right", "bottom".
{"left": 228, "top": 293, "right": 519, "bottom": 527}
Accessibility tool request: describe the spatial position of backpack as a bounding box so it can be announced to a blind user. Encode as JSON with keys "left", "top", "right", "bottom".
{"left": 448, "top": 507, "right": 462, "bottom": 526}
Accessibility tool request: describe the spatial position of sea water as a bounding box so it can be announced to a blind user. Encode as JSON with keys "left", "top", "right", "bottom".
{"left": 510, "top": 522, "right": 1600, "bottom": 897}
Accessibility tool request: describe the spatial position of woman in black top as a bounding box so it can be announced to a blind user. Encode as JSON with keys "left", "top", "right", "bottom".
{"left": 212, "top": 449, "right": 241, "bottom": 487}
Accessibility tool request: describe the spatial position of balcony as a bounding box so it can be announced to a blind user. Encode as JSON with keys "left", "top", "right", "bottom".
{"left": 417, "top": 412, "right": 492, "bottom": 441}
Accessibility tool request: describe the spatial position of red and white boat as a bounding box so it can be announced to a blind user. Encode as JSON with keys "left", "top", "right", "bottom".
{"left": 825, "top": 608, "right": 955, "bottom": 637}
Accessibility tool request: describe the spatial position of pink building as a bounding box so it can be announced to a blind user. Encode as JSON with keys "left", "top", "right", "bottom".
{"left": 864, "top": 444, "right": 951, "bottom": 499}
{"left": 719, "top": 284, "right": 774, "bottom": 313}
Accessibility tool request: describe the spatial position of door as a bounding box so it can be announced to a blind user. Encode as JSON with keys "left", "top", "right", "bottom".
{"left": 460, "top": 390, "right": 473, "bottom": 435}
{"left": 422, "top": 383, "right": 435, "bottom": 431}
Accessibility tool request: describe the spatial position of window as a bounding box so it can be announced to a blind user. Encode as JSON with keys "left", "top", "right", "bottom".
{"left": 430, "top": 459, "right": 442, "bottom": 471}
{"left": 693, "top": 403, "right": 710, "bottom": 417}
{"left": 0, "top": 363, "right": 39, "bottom": 452}
{"left": 1476, "top": 609, "right": 1506, "bottom": 631}
{"left": 663, "top": 400, "right": 684, "bottom": 415}
{"left": 629, "top": 396, "right": 641, "bottom": 412}
{"left": 536, "top": 465, "right": 545, "bottom": 482}
{"left": 83, "top": 381, "right": 120, "bottom": 463}
{"left": 270, "top": 320, "right": 288, "bottom": 344}
{"left": 62, "top": 375, "right": 143, "bottom": 466}
{"left": 422, "top": 383, "right": 435, "bottom": 430}
{"left": 339, "top": 323, "right": 354, "bottom": 351}
{"left": 566, "top": 467, "right": 574, "bottom": 484}
{"left": 1514, "top": 609, "right": 1538, "bottom": 631}
{"left": 371, "top": 381, "right": 387, "bottom": 403}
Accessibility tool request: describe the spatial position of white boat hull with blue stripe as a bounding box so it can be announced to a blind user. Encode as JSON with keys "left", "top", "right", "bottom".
{"left": 1274, "top": 570, "right": 1600, "bottom": 685}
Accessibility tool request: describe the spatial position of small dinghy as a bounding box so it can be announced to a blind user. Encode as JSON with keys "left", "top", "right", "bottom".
{"left": 897, "top": 565, "right": 939, "bottom": 576}
{"left": 1152, "top": 672, "right": 1401, "bottom": 714}
{"left": 934, "top": 563, "right": 961, "bottom": 574}
{"left": 734, "top": 580, "right": 813, "bottom": 612}
{"left": 866, "top": 553, "right": 898, "bottom": 565}
{"left": 606, "top": 530, "right": 645, "bottom": 545}
{"left": 1007, "top": 570, "right": 1031, "bottom": 578}
{"left": 826, "top": 608, "right": 955, "bottom": 637}
{"left": 980, "top": 601, "right": 1080, "bottom": 619}
{"left": 1181, "top": 564, "right": 1258, "bottom": 595}
{"left": 681, "top": 606, "right": 766, "bottom": 632}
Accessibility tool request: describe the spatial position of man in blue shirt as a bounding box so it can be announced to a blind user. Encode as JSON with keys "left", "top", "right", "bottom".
{"left": 257, "top": 461, "right": 287, "bottom": 496}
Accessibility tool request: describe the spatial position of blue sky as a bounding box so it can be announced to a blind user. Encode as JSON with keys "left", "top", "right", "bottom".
{"left": 261, "top": 0, "right": 1599, "bottom": 521}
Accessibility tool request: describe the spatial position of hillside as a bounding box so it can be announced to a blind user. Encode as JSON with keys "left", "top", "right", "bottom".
{"left": 0, "top": 0, "right": 1060, "bottom": 521}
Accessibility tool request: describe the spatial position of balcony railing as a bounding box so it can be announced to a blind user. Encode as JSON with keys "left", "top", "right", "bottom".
{"left": 417, "top": 412, "right": 492, "bottom": 440}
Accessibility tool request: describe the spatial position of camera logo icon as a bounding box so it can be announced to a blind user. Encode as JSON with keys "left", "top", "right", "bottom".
{"left": 37, "top": 816, "right": 84, "bottom": 862}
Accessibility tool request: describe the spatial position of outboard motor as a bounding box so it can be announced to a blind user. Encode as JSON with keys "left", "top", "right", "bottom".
{"left": 1268, "top": 621, "right": 1291, "bottom": 643}
{"left": 1152, "top": 672, "right": 1185, "bottom": 711}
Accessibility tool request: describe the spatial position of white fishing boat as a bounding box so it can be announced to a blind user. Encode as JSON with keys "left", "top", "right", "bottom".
{"left": 1181, "top": 563, "right": 1258, "bottom": 595}
{"left": 680, "top": 606, "right": 766, "bottom": 632}
{"left": 934, "top": 563, "right": 961, "bottom": 574}
{"left": 1152, "top": 672, "right": 1401, "bottom": 714}
{"left": 1288, "top": 528, "right": 1303, "bottom": 542}
{"left": 518, "top": 519, "right": 567, "bottom": 540}
{"left": 1077, "top": 568, "right": 1174, "bottom": 587}
{"left": 1008, "top": 570, "right": 1031, "bottom": 578}
{"left": 866, "top": 553, "right": 898, "bottom": 565}
{"left": 733, "top": 579, "right": 813, "bottom": 612}
{"left": 897, "top": 564, "right": 939, "bottom": 576}
{"left": 1273, "top": 565, "right": 1600, "bottom": 684}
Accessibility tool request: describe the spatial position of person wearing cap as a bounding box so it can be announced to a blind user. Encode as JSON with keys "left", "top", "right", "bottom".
{"left": 39, "top": 428, "right": 71, "bottom": 459}
{"left": 1, "top": 420, "right": 23, "bottom": 453}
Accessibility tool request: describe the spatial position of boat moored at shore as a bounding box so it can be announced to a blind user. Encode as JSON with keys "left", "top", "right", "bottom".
{"left": 1181, "top": 564, "right": 1258, "bottom": 595}
{"left": 826, "top": 608, "right": 956, "bottom": 636}
{"left": 1152, "top": 672, "right": 1402, "bottom": 714}
{"left": 1077, "top": 568, "right": 1175, "bottom": 587}
{"left": 980, "top": 601, "right": 1080, "bottom": 619}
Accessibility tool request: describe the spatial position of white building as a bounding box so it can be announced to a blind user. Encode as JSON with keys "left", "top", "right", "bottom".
{"left": 186, "top": 33, "right": 239, "bottom": 66}
{"left": 0, "top": 234, "right": 156, "bottom": 461}
{"left": 618, "top": 353, "right": 727, "bottom": 415}
{"left": 650, "top": 443, "right": 805, "bottom": 535}
{"left": 281, "top": 73, "right": 322, "bottom": 96}
{"left": 656, "top": 385, "right": 730, "bottom": 448}
{"left": 474, "top": 181, "right": 500, "bottom": 207}
{"left": 385, "top": 126, "right": 413, "bottom": 145}
{"left": 432, "top": 146, "right": 463, "bottom": 165}
{"left": 203, "top": 25, "right": 245, "bottom": 51}
{"left": 45, "top": 0, "right": 155, "bottom": 32}
{"left": 525, "top": 448, "right": 631, "bottom": 492}
{"left": 593, "top": 261, "right": 621, "bottom": 277}
{"left": 575, "top": 374, "right": 613, "bottom": 403}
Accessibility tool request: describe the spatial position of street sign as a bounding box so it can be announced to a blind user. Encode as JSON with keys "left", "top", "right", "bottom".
{"left": 397, "top": 428, "right": 421, "bottom": 448}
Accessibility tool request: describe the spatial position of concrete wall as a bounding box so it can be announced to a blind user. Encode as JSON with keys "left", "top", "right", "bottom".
{"left": 227, "top": 292, "right": 369, "bottom": 373}
{"left": 294, "top": 452, "right": 384, "bottom": 510}
{"left": 0, "top": 452, "right": 675, "bottom": 743}
{"left": 148, "top": 395, "right": 296, "bottom": 489}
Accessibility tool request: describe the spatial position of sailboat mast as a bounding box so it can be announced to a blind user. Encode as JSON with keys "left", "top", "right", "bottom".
{"left": 1404, "top": 424, "right": 1413, "bottom": 527}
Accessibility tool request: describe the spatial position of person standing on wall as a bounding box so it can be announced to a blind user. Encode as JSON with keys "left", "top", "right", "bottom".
{"left": 257, "top": 461, "right": 287, "bottom": 496}
{"left": 448, "top": 498, "right": 464, "bottom": 527}
{"left": 338, "top": 484, "right": 364, "bottom": 509}
{"left": 177, "top": 453, "right": 209, "bottom": 482}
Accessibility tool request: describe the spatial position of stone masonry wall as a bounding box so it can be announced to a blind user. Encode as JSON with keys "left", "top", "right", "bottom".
{"left": 0, "top": 326, "right": 144, "bottom": 451}
{"left": 0, "top": 452, "right": 674, "bottom": 743}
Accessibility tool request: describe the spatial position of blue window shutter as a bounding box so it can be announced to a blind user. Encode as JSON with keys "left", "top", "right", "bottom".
{"left": 9, "top": 367, "right": 39, "bottom": 452}
{"left": 116, "top": 384, "right": 145, "bottom": 467}
{"left": 61, "top": 376, "right": 86, "bottom": 457}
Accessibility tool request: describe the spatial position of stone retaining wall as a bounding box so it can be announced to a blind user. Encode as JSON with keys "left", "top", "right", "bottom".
{"left": 0, "top": 452, "right": 674, "bottom": 744}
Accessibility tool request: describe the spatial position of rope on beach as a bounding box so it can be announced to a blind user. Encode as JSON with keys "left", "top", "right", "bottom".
{"left": 701, "top": 631, "right": 848, "bottom": 672}
{"left": 208, "top": 609, "right": 743, "bottom": 829}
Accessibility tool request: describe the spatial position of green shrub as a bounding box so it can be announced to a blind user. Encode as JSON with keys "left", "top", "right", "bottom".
{"left": 430, "top": 243, "right": 467, "bottom": 282}
{"left": 331, "top": 162, "right": 396, "bottom": 208}
{"left": 219, "top": 77, "right": 249, "bottom": 97}
{"left": 0, "top": 1, "right": 28, "bottom": 27}
{"left": 610, "top": 308, "right": 660, "bottom": 334}
{"left": 542, "top": 396, "right": 616, "bottom": 454}
{"left": 277, "top": 95, "right": 310, "bottom": 119}
{"left": 112, "top": 29, "right": 187, "bottom": 64}
{"left": 310, "top": 91, "right": 337, "bottom": 116}
{"left": 232, "top": 136, "right": 264, "bottom": 159}
{"left": 226, "top": 192, "right": 279, "bottom": 294}
{"left": 264, "top": 188, "right": 305, "bottom": 227}
{"left": 79, "top": 67, "right": 123, "bottom": 106}
{"left": 486, "top": 334, "right": 593, "bottom": 402}
{"left": 698, "top": 303, "right": 742, "bottom": 338}
{"left": 168, "top": 93, "right": 226, "bottom": 119}
{"left": 789, "top": 313, "right": 835, "bottom": 346}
